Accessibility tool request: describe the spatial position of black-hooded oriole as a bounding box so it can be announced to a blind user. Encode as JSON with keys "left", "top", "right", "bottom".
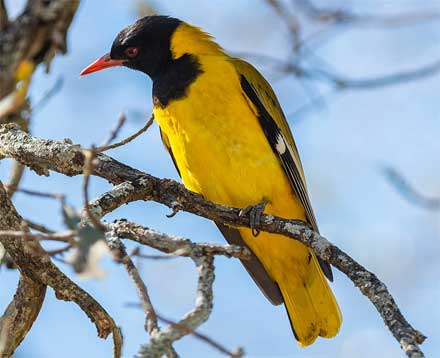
{"left": 81, "top": 15, "right": 342, "bottom": 346}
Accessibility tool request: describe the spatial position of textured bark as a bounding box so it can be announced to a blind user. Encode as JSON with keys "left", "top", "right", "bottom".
{"left": 0, "top": 181, "right": 122, "bottom": 357}
{"left": 0, "top": 2, "right": 116, "bottom": 356}
{"left": 0, "top": 183, "right": 46, "bottom": 357}
{"left": 0, "top": 0, "right": 80, "bottom": 97}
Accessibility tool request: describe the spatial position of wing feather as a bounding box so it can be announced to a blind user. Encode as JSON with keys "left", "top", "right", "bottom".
{"left": 232, "top": 58, "right": 333, "bottom": 281}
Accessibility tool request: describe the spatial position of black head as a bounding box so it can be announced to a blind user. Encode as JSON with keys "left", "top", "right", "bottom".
{"left": 110, "top": 16, "right": 181, "bottom": 78}
{"left": 80, "top": 16, "right": 182, "bottom": 79}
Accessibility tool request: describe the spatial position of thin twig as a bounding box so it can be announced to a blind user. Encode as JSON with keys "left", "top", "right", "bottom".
{"left": 45, "top": 244, "right": 73, "bottom": 256}
{"left": 0, "top": 230, "right": 76, "bottom": 243}
{"left": 23, "top": 219, "right": 56, "bottom": 234}
{"left": 100, "top": 113, "right": 127, "bottom": 147}
{"left": 8, "top": 186, "right": 65, "bottom": 201}
{"left": 5, "top": 161, "right": 25, "bottom": 198}
{"left": 310, "top": 60, "right": 440, "bottom": 89}
{"left": 383, "top": 166, "right": 440, "bottom": 211}
{"left": 95, "top": 115, "right": 154, "bottom": 152}
{"left": 266, "top": 0, "right": 301, "bottom": 51}
{"left": 139, "top": 255, "right": 215, "bottom": 357}
{"left": 156, "top": 313, "right": 244, "bottom": 358}
{"left": 131, "top": 247, "right": 178, "bottom": 260}
{"left": 82, "top": 147, "right": 107, "bottom": 231}
{"left": 31, "top": 77, "right": 64, "bottom": 113}
{"left": 293, "top": 0, "right": 440, "bottom": 27}
{"left": 109, "top": 237, "right": 159, "bottom": 336}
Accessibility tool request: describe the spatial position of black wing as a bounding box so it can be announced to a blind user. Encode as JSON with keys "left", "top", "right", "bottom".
{"left": 239, "top": 74, "right": 333, "bottom": 281}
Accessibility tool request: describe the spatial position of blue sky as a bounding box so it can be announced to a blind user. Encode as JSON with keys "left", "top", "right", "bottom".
{"left": 1, "top": 1, "right": 439, "bottom": 357}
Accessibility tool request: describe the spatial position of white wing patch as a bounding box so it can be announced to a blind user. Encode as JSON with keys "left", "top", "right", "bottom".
{"left": 275, "top": 133, "right": 287, "bottom": 154}
{"left": 276, "top": 132, "right": 303, "bottom": 178}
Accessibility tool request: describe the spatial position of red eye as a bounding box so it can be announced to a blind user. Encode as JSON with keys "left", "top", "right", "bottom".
{"left": 125, "top": 47, "right": 138, "bottom": 58}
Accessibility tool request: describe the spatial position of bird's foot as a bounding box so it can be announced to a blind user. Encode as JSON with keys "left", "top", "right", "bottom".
{"left": 166, "top": 201, "right": 183, "bottom": 218}
{"left": 239, "top": 198, "right": 268, "bottom": 237}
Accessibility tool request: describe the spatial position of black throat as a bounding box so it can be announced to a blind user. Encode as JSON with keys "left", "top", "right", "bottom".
{"left": 152, "top": 54, "right": 203, "bottom": 107}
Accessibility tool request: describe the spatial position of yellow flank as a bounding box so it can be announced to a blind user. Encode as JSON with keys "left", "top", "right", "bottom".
{"left": 154, "top": 23, "right": 341, "bottom": 346}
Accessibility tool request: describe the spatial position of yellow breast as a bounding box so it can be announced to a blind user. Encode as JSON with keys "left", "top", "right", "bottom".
{"left": 153, "top": 55, "right": 306, "bottom": 221}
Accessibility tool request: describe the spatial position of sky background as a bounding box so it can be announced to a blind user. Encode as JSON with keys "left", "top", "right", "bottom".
{"left": 1, "top": 0, "right": 439, "bottom": 357}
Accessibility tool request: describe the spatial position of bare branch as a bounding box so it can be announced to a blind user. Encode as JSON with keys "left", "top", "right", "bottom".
{"left": 23, "top": 219, "right": 56, "bottom": 234}
{"left": 95, "top": 114, "right": 154, "bottom": 153}
{"left": 5, "top": 161, "right": 25, "bottom": 197}
{"left": 139, "top": 255, "right": 215, "bottom": 358}
{"left": 383, "top": 166, "right": 440, "bottom": 211}
{"left": 156, "top": 313, "right": 244, "bottom": 358}
{"left": 0, "top": 182, "right": 46, "bottom": 357}
{"left": 128, "top": 303, "right": 244, "bottom": 358}
{"left": 100, "top": 113, "right": 127, "bottom": 147}
{"left": 310, "top": 59, "right": 440, "bottom": 90}
{"left": 0, "top": 125, "right": 424, "bottom": 356}
{"left": 31, "top": 76, "right": 64, "bottom": 113}
{"left": 0, "top": 0, "right": 7, "bottom": 32}
{"left": 0, "top": 230, "right": 75, "bottom": 243}
{"left": 82, "top": 147, "right": 107, "bottom": 231}
{"left": 265, "top": 0, "right": 301, "bottom": 50}
{"left": 0, "top": 0, "right": 80, "bottom": 97}
{"left": 108, "top": 236, "right": 159, "bottom": 336}
{"left": 45, "top": 244, "right": 73, "bottom": 256}
{"left": 0, "top": 181, "right": 122, "bottom": 357}
{"left": 243, "top": 52, "right": 440, "bottom": 90}
{"left": 9, "top": 186, "right": 65, "bottom": 201}
{"left": 293, "top": 0, "right": 440, "bottom": 27}
{"left": 112, "top": 221, "right": 251, "bottom": 260}
{"left": 130, "top": 247, "right": 178, "bottom": 260}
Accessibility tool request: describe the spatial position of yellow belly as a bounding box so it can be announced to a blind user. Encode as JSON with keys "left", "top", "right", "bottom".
{"left": 153, "top": 57, "right": 310, "bottom": 283}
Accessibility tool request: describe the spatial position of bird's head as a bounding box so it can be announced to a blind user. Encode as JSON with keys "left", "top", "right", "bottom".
{"left": 80, "top": 16, "right": 182, "bottom": 79}
{"left": 80, "top": 15, "right": 222, "bottom": 80}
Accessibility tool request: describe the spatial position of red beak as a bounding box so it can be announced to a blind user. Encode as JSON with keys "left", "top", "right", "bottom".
{"left": 80, "top": 53, "right": 125, "bottom": 76}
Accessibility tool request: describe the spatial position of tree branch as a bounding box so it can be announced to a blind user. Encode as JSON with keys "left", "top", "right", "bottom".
{"left": 138, "top": 255, "right": 215, "bottom": 358}
{"left": 0, "top": 182, "right": 122, "bottom": 357}
{"left": 0, "top": 124, "right": 426, "bottom": 357}
{"left": 382, "top": 166, "right": 440, "bottom": 211}
{"left": 112, "top": 221, "right": 251, "bottom": 261}
{"left": 293, "top": 0, "right": 440, "bottom": 27}
{"left": 108, "top": 236, "right": 159, "bottom": 336}
{"left": 0, "top": 0, "right": 80, "bottom": 97}
{"left": 0, "top": 182, "right": 46, "bottom": 357}
{"left": 155, "top": 313, "right": 244, "bottom": 358}
{"left": 0, "top": 0, "right": 7, "bottom": 32}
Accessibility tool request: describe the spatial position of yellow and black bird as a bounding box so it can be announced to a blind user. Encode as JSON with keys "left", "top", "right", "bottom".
{"left": 81, "top": 15, "right": 342, "bottom": 346}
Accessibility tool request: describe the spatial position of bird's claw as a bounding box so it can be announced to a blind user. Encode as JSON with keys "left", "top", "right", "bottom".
{"left": 166, "top": 201, "right": 183, "bottom": 218}
{"left": 239, "top": 198, "right": 268, "bottom": 237}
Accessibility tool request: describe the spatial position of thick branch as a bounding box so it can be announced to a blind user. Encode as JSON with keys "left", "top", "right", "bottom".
{"left": 111, "top": 221, "right": 251, "bottom": 261}
{"left": 0, "top": 0, "right": 80, "bottom": 97}
{"left": 0, "top": 0, "right": 7, "bottom": 32}
{"left": 0, "top": 182, "right": 46, "bottom": 357}
{"left": 0, "top": 181, "right": 121, "bottom": 357}
{"left": 0, "top": 124, "right": 426, "bottom": 357}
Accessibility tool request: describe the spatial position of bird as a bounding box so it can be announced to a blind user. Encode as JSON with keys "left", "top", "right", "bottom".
{"left": 80, "top": 15, "right": 342, "bottom": 346}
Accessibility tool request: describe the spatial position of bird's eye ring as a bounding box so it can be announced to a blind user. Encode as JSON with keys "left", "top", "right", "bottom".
{"left": 125, "top": 47, "right": 139, "bottom": 58}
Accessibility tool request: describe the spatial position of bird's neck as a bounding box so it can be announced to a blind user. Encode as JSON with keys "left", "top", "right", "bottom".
{"left": 152, "top": 54, "right": 203, "bottom": 107}
{"left": 170, "top": 23, "right": 224, "bottom": 58}
{"left": 151, "top": 22, "right": 224, "bottom": 107}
